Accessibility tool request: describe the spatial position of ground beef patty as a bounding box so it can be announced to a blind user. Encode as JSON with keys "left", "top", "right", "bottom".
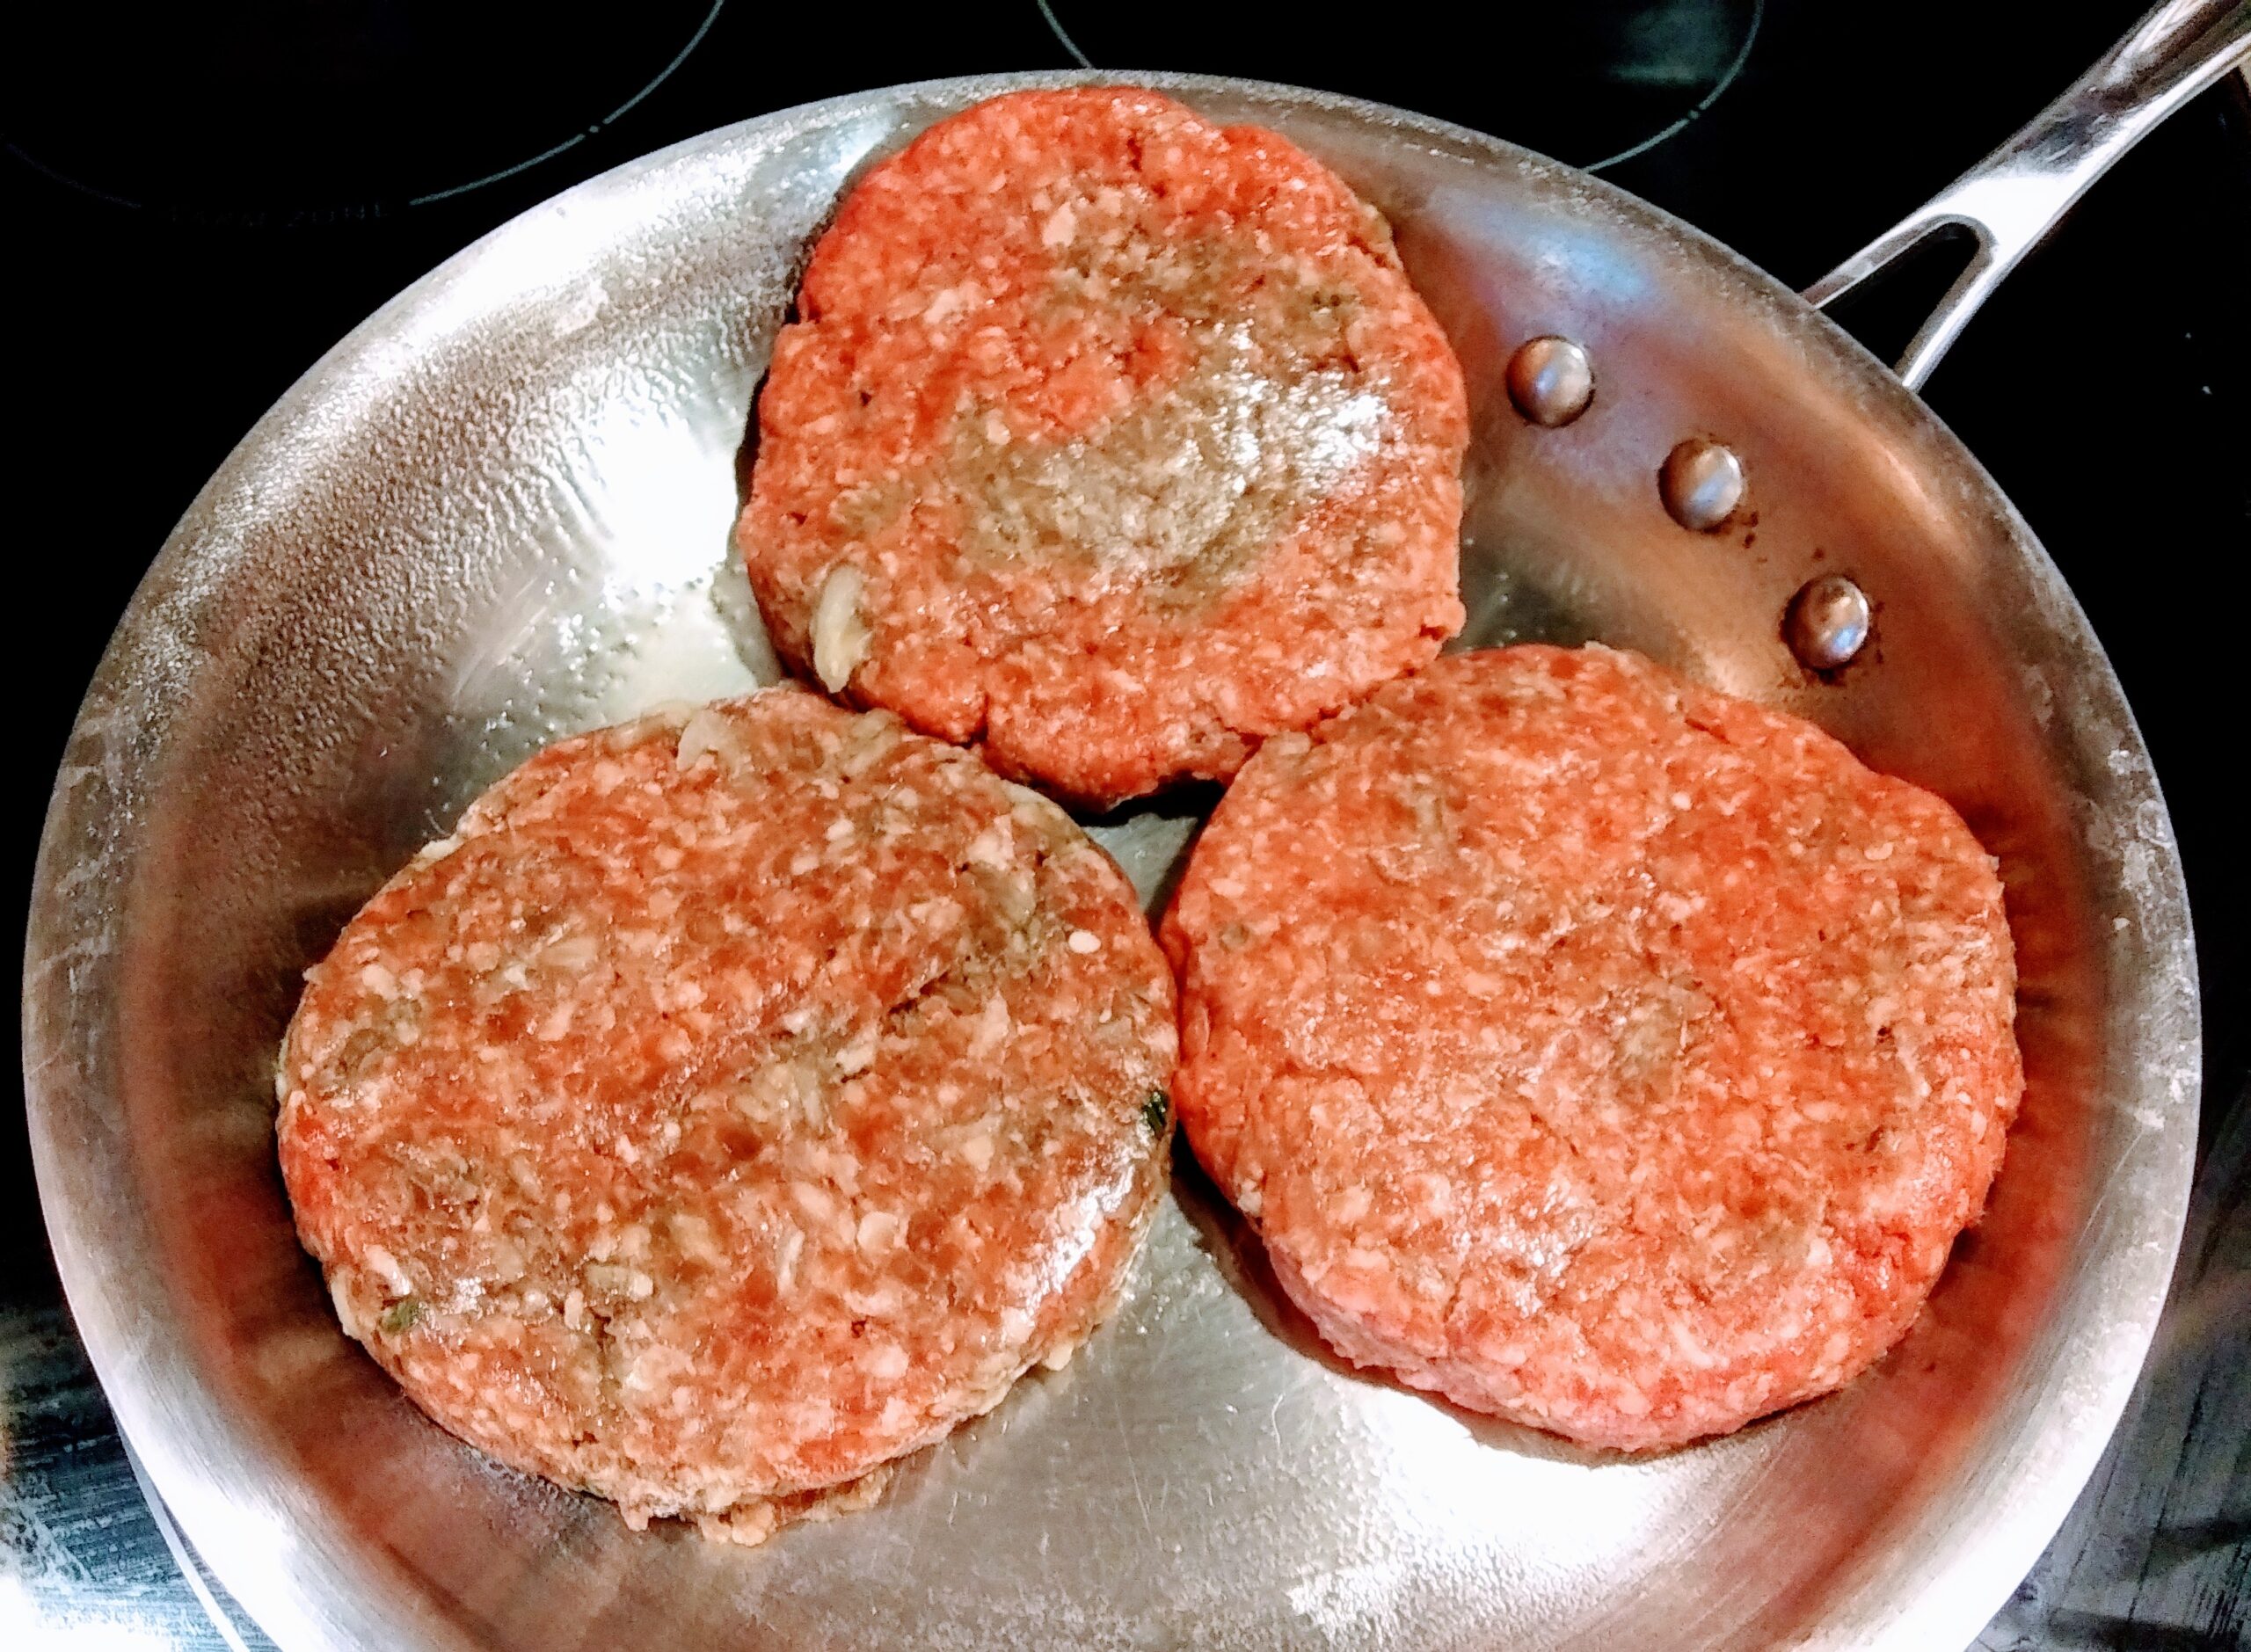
{"left": 739, "top": 87, "right": 1469, "bottom": 809}
{"left": 278, "top": 689, "right": 1176, "bottom": 1541}
{"left": 1162, "top": 646, "right": 2022, "bottom": 1451}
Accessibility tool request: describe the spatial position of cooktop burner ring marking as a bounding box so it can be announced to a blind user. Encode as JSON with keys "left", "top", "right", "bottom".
{"left": 2, "top": 0, "right": 729, "bottom": 221}
{"left": 411, "top": 0, "right": 726, "bottom": 207}
{"left": 1034, "top": 0, "right": 1765, "bottom": 176}
{"left": 1585, "top": 0, "right": 1764, "bottom": 171}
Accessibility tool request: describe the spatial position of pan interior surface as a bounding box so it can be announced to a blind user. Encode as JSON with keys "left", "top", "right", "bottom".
{"left": 22, "top": 73, "right": 2196, "bottom": 1652}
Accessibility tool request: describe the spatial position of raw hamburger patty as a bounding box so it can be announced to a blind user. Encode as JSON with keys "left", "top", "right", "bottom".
{"left": 278, "top": 689, "right": 1176, "bottom": 1541}
{"left": 1162, "top": 646, "right": 2022, "bottom": 1450}
{"left": 739, "top": 87, "right": 1469, "bottom": 808}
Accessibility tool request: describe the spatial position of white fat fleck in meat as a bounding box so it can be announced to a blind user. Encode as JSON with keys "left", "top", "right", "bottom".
{"left": 668, "top": 1212, "right": 725, "bottom": 1267}
{"left": 412, "top": 833, "right": 463, "bottom": 867}
{"left": 773, "top": 1224, "right": 806, "bottom": 1294}
{"left": 964, "top": 822, "right": 1015, "bottom": 870}
{"left": 856, "top": 1210, "right": 905, "bottom": 1255}
{"left": 834, "top": 1028, "right": 879, "bottom": 1077}
{"left": 790, "top": 1183, "right": 838, "bottom": 1225}
{"left": 861, "top": 1342, "right": 910, "bottom": 1380}
{"left": 848, "top": 1282, "right": 909, "bottom": 1318}
{"left": 958, "top": 1130, "right": 995, "bottom": 1172}
{"left": 329, "top": 1272, "right": 368, "bottom": 1339}
{"left": 811, "top": 564, "right": 873, "bottom": 692}
{"left": 361, "top": 1245, "right": 412, "bottom": 1298}
{"left": 968, "top": 995, "right": 1012, "bottom": 1059}
{"left": 543, "top": 933, "right": 601, "bottom": 971}
{"left": 674, "top": 706, "right": 735, "bottom": 770}
{"left": 921, "top": 280, "right": 985, "bottom": 325}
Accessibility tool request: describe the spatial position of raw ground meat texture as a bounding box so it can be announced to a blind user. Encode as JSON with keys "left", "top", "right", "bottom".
{"left": 739, "top": 85, "right": 1469, "bottom": 808}
{"left": 277, "top": 688, "right": 1176, "bottom": 1541}
{"left": 1161, "top": 645, "right": 2023, "bottom": 1450}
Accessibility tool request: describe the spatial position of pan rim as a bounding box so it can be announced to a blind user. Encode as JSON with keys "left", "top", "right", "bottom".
{"left": 22, "top": 67, "right": 2199, "bottom": 1652}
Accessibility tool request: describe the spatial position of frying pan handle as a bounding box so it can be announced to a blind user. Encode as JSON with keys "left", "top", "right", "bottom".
{"left": 1803, "top": 0, "right": 2251, "bottom": 390}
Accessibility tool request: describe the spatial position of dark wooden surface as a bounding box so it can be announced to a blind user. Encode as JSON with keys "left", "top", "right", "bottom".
{"left": 1971, "top": 1088, "right": 2251, "bottom": 1650}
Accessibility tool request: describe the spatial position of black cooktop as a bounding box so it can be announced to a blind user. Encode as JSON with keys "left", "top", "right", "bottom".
{"left": 4, "top": 4, "right": 2246, "bottom": 1645}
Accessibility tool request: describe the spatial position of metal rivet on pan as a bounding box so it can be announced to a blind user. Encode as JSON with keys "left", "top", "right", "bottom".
{"left": 1505, "top": 336, "right": 1595, "bottom": 427}
{"left": 1660, "top": 438, "right": 1745, "bottom": 531}
{"left": 1785, "top": 574, "right": 1873, "bottom": 672}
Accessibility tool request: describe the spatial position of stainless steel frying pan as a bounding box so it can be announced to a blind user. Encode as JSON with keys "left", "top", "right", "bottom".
{"left": 24, "top": 4, "right": 2247, "bottom": 1647}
